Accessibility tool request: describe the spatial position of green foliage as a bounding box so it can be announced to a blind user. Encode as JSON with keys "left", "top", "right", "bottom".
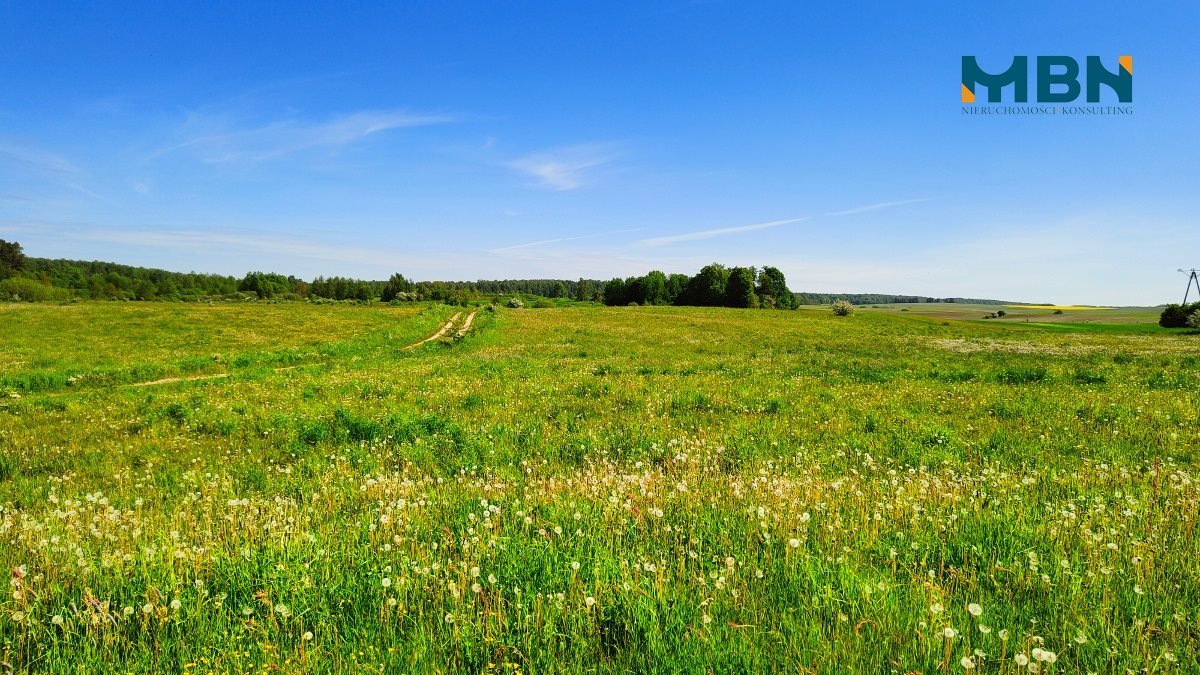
{"left": 0, "top": 277, "right": 71, "bottom": 302}
{"left": 574, "top": 278, "right": 594, "bottom": 302}
{"left": 1160, "top": 302, "right": 1200, "bottom": 327}
{"left": 723, "top": 266, "right": 758, "bottom": 308}
{"left": 380, "top": 273, "right": 414, "bottom": 302}
{"left": 679, "top": 263, "right": 729, "bottom": 306}
{"left": 22, "top": 257, "right": 238, "bottom": 300}
{"left": 641, "top": 270, "right": 668, "bottom": 305}
{"left": 239, "top": 271, "right": 302, "bottom": 299}
{"left": 602, "top": 277, "right": 626, "bottom": 306}
{"left": 0, "top": 239, "right": 27, "bottom": 279}
{"left": 309, "top": 276, "right": 378, "bottom": 301}
{"left": 755, "top": 265, "right": 793, "bottom": 308}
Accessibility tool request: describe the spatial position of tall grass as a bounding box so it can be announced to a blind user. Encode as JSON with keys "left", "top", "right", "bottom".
{"left": 0, "top": 303, "right": 1196, "bottom": 672}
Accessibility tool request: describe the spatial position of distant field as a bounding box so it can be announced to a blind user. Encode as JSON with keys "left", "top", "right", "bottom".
{"left": 1014, "top": 304, "right": 1116, "bottom": 311}
{"left": 845, "top": 302, "right": 1164, "bottom": 325}
{"left": 1, "top": 302, "right": 1198, "bottom": 672}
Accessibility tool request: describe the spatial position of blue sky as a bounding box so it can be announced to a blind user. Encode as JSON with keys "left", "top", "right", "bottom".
{"left": 1, "top": 1, "right": 1197, "bottom": 304}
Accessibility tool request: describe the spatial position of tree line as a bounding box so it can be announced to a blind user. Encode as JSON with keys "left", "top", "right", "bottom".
{"left": 0, "top": 239, "right": 1010, "bottom": 307}
{"left": 601, "top": 264, "right": 795, "bottom": 308}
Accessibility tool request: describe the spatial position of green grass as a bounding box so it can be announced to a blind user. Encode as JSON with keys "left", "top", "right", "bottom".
{"left": 1, "top": 302, "right": 1198, "bottom": 672}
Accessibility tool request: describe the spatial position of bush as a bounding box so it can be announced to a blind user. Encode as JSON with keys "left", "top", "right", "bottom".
{"left": 830, "top": 299, "right": 854, "bottom": 316}
{"left": 1189, "top": 311, "right": 1200, "bottom": 329}
{"left": 533, "top": 299, "right": 553, "bottom": 308}
{"left": 506, "top": 297, "right": 524, "bottom": 308}
{"left": 0, "top": 277, "right": 71, "bottom": 302}
{"left": 1159, "top": 303, "right": 1200, "bottom": 328}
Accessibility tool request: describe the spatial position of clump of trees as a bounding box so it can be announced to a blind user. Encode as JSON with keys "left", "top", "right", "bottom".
{"left": 2, "top": 242, "right": 240, "bottom": 301}
{"left": 1159, "top": 303, "right": 1200, "bottom": 328}
{"left": 0, "top": 239, "right": 27, "bottom": 279}
{"left": 601, "top": 264, "right": 797, "bottom": 309}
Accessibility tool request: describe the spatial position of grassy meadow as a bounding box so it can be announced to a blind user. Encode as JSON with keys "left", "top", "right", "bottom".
{"left": 1, "top": 301, "right": 1199, "bottom": 673}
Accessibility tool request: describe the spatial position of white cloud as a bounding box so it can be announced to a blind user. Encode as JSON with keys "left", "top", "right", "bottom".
{"left": 823, "top": 198, "right": 931, "bottom": 217}
{"left": 635, "top": 199, "right": 929, "bottom": 248}
{"left": 489, "top": 228, "right": 644, "bottom": 256}
{"left": 636, "top": 217, "right": 808, "bottom": 247}
{"left": 507, "top": 143, "right": 620, "bottom": 190}
{"left": 152, "top": 109, "right": 453, "bottom": 163}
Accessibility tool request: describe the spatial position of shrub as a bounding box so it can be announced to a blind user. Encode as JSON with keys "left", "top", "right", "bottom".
{"left": 1159, "top": 303, "right": 1200, "bottom": 328}
{"left": 1189, "top": 311, "right": 1200, "bottom": 329}
{"left": 830, "top": 299, "right": 854, "bottom": 316}
{"left": 533, "top": 299, "right": 553, "bottom": 308}
{"left": 506, "top": 297, "right": 524, "bottom": 309}
{"left": 0, "top": 278, "right": 71, "bottom": 302}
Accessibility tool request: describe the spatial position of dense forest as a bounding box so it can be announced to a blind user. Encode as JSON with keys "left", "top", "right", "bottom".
{"left": 598, "top": 264, "right": 1006, "bottom": 308}
{"left": 0, "top": 239, "right": 1008, "bottom": 306}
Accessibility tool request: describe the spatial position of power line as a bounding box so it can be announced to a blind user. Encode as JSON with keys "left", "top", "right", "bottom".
{"left": 1180, "top": 268, "right": 1200, "bottom": 304}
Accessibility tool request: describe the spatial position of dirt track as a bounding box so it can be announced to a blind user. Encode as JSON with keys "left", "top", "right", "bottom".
{"left": 403, "top": 312, "right": 462, "bottom": 349}
{"left": 130, "top": 373, "right": 229, "bottom": 387}
{"left": 127, "top": 310, "right": 479, "bottom": 387}
{"left": 455, "top": 311, "right": 477, "bottom": 338}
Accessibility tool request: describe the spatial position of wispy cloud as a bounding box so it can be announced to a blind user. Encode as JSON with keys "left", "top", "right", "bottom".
{"left": 75, "top": 227, "right": 418, "bottom": 267}
{"left": 152, "top": 109, "right": 453, "bottom": 163}
{"left": 507, "top": 143, "right": 620, "bottom": 190}
{"left": 637, "top": 217, "right": 808, "bottom": 247}
{"left": 823, "top": 197, "right": 931, "bottom": 217}
{"left": 0, "top": 141, "right": 113, "bottom": 203}
{"left": 636, "top": 198, "right": 929, "bottom": 248}
{"left": 489, "top": 228, "right": 644, "bottom": 256}
{"left": 0, "top": 140, "right": 80, "bottom": 174}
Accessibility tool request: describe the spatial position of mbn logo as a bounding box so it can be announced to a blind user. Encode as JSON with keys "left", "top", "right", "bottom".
{"left": 961, "top": 56, "right": 1132, "bottom": 103}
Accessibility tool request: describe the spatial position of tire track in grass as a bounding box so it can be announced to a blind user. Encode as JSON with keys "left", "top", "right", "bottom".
{"left": 129, "top": 373, "right": 229, "bottom": 387}
{"left": 117, "top": 309, "right": 467, "bottom": 387}
{"left": 454, "top": 311, "right": 477, "bottom": 339}
{"left": 403, "top": 312, "right": 462, "bottom": 349}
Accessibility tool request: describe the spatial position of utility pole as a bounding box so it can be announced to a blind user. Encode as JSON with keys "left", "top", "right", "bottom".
{"left": 1181, "top": 269, "right": 1200, "bottom": 304}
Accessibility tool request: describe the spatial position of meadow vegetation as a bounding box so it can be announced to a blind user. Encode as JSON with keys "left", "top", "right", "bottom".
{"left": 0, "top": 301, "right": 1198, "bottom": 672}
